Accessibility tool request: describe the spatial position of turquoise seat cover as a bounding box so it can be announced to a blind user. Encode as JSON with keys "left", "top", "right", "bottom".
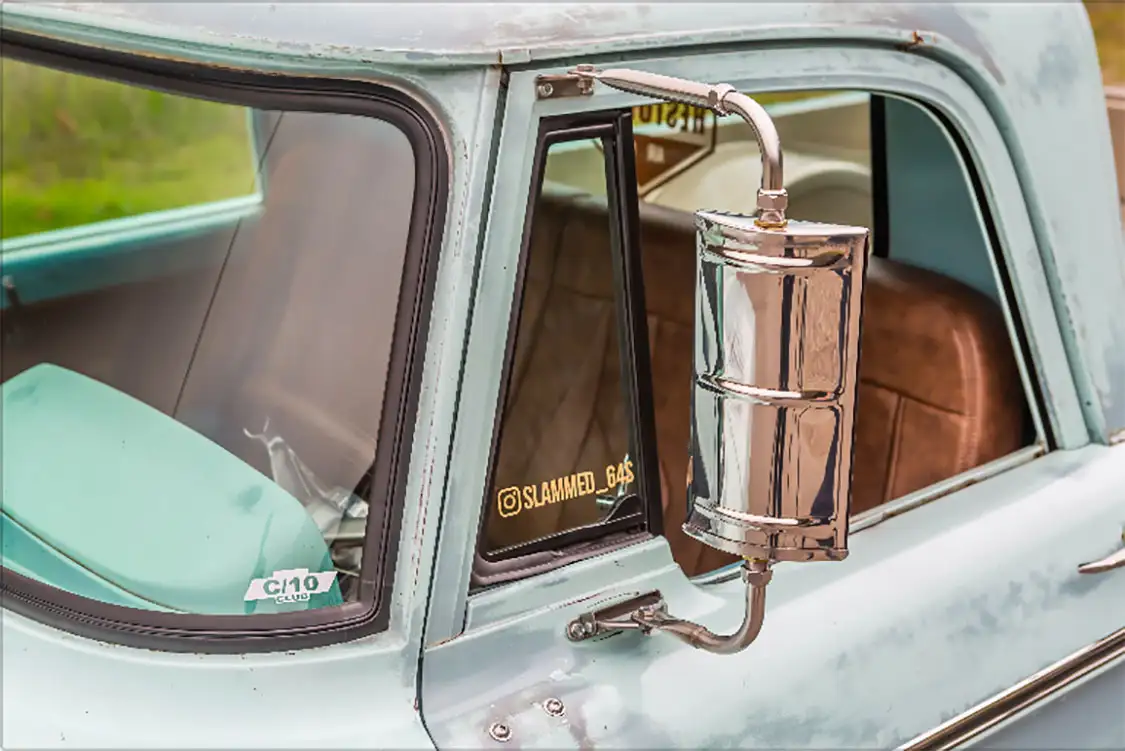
{"left": 1, "top": 364, "right": 342, "bottom": 614}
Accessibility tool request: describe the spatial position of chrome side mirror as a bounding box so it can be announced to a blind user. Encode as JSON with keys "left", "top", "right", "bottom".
{"left": 563, "top": 67, "right": 869, "bottom": 655}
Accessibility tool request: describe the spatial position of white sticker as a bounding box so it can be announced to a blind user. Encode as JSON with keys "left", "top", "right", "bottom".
{"left": 244, "top": 568, "right": 337, "bottom": 604}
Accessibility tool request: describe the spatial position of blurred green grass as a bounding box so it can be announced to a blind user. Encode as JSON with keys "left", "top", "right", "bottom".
{"left": 1, "top": 58, "right": 256, "bottom": 240}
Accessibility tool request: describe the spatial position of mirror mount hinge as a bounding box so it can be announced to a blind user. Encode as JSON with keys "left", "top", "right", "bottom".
{"left": 535, "top": 72, "right": 595, "bottom": 100}
{"left": 565, "top": 560, "right": 773, "bottom": 655}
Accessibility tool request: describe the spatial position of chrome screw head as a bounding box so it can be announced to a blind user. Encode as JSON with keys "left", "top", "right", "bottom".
{"left": 488, "top": 722, "right": 512, "bottom": 743}
{"left": 543, "top": 698, "right": 565, "bottom": 717}
{"left": 566, "top": 619, "right": 591, "bottom": 641}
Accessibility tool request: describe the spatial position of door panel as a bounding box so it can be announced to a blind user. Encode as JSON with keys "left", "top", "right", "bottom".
{"left": 422, "top": 444, "right": 1125, "bottom": 748}
{"left": 419, "top": 45, "right": 1114, "bottom": 750}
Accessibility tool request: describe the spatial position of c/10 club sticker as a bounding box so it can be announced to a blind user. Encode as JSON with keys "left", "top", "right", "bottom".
{"left": 244, "top": 568, "right": 336, "bottom": 604}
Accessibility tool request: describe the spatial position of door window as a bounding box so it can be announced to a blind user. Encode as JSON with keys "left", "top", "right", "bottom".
{"left": 475, "top": 113, "right": 661, "bottom": 582}
{"left": 481, "top": 89, "right": 1043, "bottom": 581}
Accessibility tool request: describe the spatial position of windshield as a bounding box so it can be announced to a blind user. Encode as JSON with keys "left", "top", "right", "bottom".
{"left": 1, "top": 56, "right": 424, "bottom": 616}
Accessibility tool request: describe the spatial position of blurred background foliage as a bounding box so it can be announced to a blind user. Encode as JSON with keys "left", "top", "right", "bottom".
{"left": 1087, "top": 0, "right": 1124, "bottom": 84}
{"left": 1, "top": 4, "right": 1122, "bottom": 241}
{"left": 1, "top": 59, "right": 256, "bottom": 240}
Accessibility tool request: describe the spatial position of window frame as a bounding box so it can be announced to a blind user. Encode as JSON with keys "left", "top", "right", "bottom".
{"left": 0, "top": 30, "right": 449, "bottom": 653}
{"left": 471, "top": 109, "right": 663, "bottom": 588}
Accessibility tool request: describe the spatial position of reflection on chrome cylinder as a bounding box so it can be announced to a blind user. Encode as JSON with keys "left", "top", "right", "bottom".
{"left": 685, "top": 211, "right": 869, "bottom": 563}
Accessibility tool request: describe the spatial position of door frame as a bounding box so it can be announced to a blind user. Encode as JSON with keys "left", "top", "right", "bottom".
{"left": 418, "top": 40, "right": 1117, "bottom": 750}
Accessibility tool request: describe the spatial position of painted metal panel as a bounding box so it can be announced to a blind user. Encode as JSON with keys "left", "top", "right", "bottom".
{"left": 421, "top": 41, "right": 1089, "bottom": 655}
{"left": 965, "top": 658, "right": 1125, "bottom": 750}
{"left": 419, "top": 34, "right": 1117, "bottom": 751}
{"left": 0, "top": 28, "right": 501, "bottom": 751}
{"left": 422, "top": 444, "right": 1125, "bottom": 748}
{"left": 3, "top": 609, "right": 436, "bottom": 748}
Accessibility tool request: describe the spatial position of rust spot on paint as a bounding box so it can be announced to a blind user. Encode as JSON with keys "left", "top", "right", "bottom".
{"left": 898, "top": 30, "right": 927, "bottom": 51}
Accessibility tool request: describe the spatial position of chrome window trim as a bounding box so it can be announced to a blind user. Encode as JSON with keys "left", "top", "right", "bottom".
{"left": 899, "top": 624, "right": 1125, "bottom": 750}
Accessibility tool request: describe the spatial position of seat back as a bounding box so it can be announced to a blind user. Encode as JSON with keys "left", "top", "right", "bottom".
{"left": 177, "top": 117, "right": 416, "bottom": 494}
{"left": 850, "top": 258, "right": 1025, "bottom": 514}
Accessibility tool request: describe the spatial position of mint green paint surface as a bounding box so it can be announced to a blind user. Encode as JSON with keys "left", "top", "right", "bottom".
{"left": 2, "top": 3, "right": 1125, "bottom": 750}
{"left": 1, "top": 363, "right": 341, "bottom": 614}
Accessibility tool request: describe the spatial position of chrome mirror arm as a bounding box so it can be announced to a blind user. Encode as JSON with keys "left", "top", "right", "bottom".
{"left": 569, "top": 66, "right": 788, "bottom": 227}
{"left": 561, "top": 66, "right": 867, "bottom": 658}
{"left": 566, "top": 560, "right": 773, "bottom": 655}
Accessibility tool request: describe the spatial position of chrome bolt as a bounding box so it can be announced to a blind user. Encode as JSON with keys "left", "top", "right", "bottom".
{"left": 543, "top": 698, "right": 566, "bottom": 717}
{"left": 566, "top": 619, "right": 591, "bottom": 641}
{"left": 537, "top": 82, "right": 554, "bottom": 98}
{"left": 488, "top": 722, "right": 512, "bottom": 743}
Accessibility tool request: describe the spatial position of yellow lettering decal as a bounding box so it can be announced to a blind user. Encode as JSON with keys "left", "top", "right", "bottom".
{"left": 497, "top": 487, "right": 521, "bottom": 518}
{"left": 604, "top": 460, "right": 636, "bottom": 490}
{"left": 498, "top": 471, "right": 604, "bottom": 517}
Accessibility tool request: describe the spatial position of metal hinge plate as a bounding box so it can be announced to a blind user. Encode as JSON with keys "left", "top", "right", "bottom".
{"left": 535, "top": 73, "right": 594, "bottom": 100}
{"left": 565, "top": 590, "right": 665, "bottom": 642}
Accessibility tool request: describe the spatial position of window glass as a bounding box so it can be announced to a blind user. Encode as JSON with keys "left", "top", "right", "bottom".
{"left": 1, "top": 58, "right": 258, "bottom": 241}
{"left": 0, "top": 59, "right": 421, "bottom": 617}
{"left": 481, "top": 137, "right": 642, "bottom": 558}
{"left": 1086, "top": 1, "right": 1125, "bottom": 224}
{"left": 484, "top": 90, "right": 1040, "bottom": 582}
{"left": 627, "top": 90, "right": 1037, "bottom": 576}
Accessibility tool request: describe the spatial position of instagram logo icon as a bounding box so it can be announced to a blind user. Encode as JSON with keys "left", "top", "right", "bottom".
{"left": 497, "top": 487, "right": 523, "bottom": 518}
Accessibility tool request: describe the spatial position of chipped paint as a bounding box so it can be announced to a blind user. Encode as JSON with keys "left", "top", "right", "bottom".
{"left": 897, "top": 30, "right": 930, "bottom": 52}
{"left": 4, "top": 2, "right": 1125, "bottom": 748}
{"left": 425, "top": 446, "right": 1125, "bottom": 748}
{"left": 0, "top": 2, "right": 1037, "bottom": 80}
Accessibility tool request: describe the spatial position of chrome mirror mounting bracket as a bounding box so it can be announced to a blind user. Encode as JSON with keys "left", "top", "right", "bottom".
{"left": 563, "top": 66, "right": 868, "bottom": 657}
{"left": 565, "top": 560, "right": 773, "bottom": 655}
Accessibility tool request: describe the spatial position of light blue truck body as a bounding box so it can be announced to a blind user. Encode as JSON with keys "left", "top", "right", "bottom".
{"left": 2, "top": 2, "right": 1124, "bottom": 748}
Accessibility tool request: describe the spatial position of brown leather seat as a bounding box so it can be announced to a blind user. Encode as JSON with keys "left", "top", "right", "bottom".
{"left": 849, "top": 259, "right": 1025, "bottom": 515}
{"left": 493, "top": 182, "right": 1026, "bottom": 575}
{"left": 485, "top": 185, "right": 636, "bottom": 551}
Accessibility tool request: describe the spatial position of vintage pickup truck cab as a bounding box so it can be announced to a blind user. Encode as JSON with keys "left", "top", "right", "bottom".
{"left": 2, "top": 2, "right": 1125, "bottom": 748}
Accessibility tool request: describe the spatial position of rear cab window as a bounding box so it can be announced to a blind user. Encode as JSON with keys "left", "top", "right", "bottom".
{"left": 0, "top": 43, "right": 445, "bottom": 648}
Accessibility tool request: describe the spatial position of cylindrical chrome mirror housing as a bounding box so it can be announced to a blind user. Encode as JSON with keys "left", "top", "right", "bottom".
{"left": 685, "top": 212, "right": 869, "bottom": 563}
